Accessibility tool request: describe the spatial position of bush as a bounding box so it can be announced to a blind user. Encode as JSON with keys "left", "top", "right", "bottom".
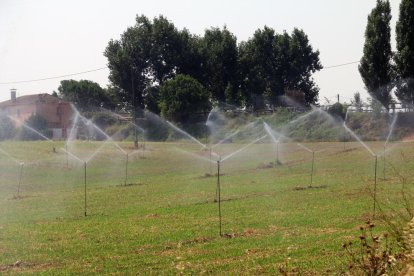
{"left": 328, "top": 102, "right": 346, "bottom": 120}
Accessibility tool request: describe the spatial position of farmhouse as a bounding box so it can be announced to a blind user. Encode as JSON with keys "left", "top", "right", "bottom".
{"left": 0, "top": 89, "right": 73, "bottom": 139}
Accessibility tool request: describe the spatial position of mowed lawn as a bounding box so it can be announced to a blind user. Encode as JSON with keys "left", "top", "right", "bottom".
{"left": 0, "top": 140, "right": 413, "bottom": 274}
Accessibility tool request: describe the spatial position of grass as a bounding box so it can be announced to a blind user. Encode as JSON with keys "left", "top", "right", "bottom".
{"left": 0, "top": 139, "right": 413, "bottom": 274}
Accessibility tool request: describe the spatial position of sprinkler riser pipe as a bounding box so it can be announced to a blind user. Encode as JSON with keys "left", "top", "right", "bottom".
{"left": 217, "top": 160, "right": 222, "bottom": 237}
{"left": 373, "top": 156, "right": 378, "bottom": 218}
{"left": 17, "top": 164, "right": 24, "bottom": 198}
{"left": 310, "top": 151, "right": 315, "bottom": 187}
{"left": 276, "top": 142, "right": 279, "bottom": 165}
{"left": 125, "top": 153, "right": 129, "bottom": 186}
{"left": 84, "top": 162, "right": 87, "bottom": 217}
{"left": 383, "top": 145, "right": 386, "bottom": 180}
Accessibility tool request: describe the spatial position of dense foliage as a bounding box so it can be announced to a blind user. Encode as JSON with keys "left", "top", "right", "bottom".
{"left": 359, "top": 0, "right": 394, "bottom": 109}
{"left": 58, "top": 80, "right": 114, "bottom": 111}
{"left": 104, "top": 15, "right": 322, "bottom": 123}
{"left": 395, "top": 0, "right": 414, "bottom": 105}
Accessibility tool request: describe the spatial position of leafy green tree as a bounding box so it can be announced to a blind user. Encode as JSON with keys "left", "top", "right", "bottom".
{"left": 239, "top": 27, "right": 278, "bottom": 110}
{"left": 0, "top": 116, "right": 15, "bottom": 140}
{"left": 359, "top": 0, "right": 394, "bottom": 109}
{"left": 239, "top": 27, "right": 321, "bottom": 110}
{"left": 328, "top": 102, "right": 346, "bottom": 120}
{"left": 159, "top": 74, "right": 211, "bottom": 124}
{"left": 395, "top": 0, "right": 414, "bottom": 105}
{"left": 104, "top": 15, "right": 152, "bottom": 114}
{"left": 105, "top": 15, "right": 204, "bottom": 114}
{"left": 351, "top": 92, "right": 364, "bottom": 112}
{"left": 57, "top": 79, "right": 114, "bottom": 111}
{"left": 200, "top": 27, "right": 239, "bottom": 104}
{"left": 285, "top": 29, "right": 322, "bottom": 105}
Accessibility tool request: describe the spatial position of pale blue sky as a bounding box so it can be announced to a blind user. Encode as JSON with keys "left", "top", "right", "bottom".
{"left": 0, "top": 0, "right": 402, "bottom": 104}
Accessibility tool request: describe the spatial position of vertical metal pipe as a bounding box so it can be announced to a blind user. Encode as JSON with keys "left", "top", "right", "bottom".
{"left": 84, "top": 161, "right": 87, "bottom": 217}
{"left": 209, "top": 147, "right": 212, "bottom": 174}
{"left": 373, "top": 155, "right": 378, "bottom": 217}
{"left": 310, "top": 151, "right": 315, "bottom": 187}
{"left": 17, "top": 163, "right": 24, "bottom": 198}
{"left": 383, "top": 145, "right": 386, "bottom": 180}
{"left": 217, "top": 160, "right": 222, "bottom": 237}
{"left": 125, "top": 153, "right": 129, "bottom": 186}
{"left": 276, "top": 142, "right": 279, "bottom": 165}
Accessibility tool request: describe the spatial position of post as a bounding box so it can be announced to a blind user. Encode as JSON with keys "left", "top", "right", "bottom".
{"left": 209, "top": 147, "right": 212, "bottom": 174}
{"left": 383, "top": 145, "right": 386, "bottom": 180}
{"left": 17, "top": 163, "right": 24, "bottom": 198}
{"left": 276, "top": 141, "right": 279, "bottom": 165}
{"left": 84, "top": 161, "right": 87, "bottom": 217}
{"left": 373, "top": 155, "right": 378, "bottom": 218}
{"left": 310, "top": 151, "right": 315, "bottom": 187}
{"left": 125, "top": 153, "right": 129, "bottom": 186}
{"left": 217, "top": 160, "right": 222, "bottom": 237}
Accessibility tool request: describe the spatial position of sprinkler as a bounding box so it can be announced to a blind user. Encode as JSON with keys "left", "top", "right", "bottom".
{"left": 383, "top": 144, "right": 386, "bottom": 180}
{"left": 275, "top": 141, "right": 281, "bottom": 166}
{"left": 17, "top": 162, "right": 24, "bottom": 198}
{"left": 125, "top": 153, "right": 129, "bottom": 186}
{"left": 310, "top": 151, "right": 315, "bottom": 187}
{"left": 216, "top": 160, "right": 222, "bottom": 237}
{"left": 209, "top": 147, "right": 212, "bottom": 174}
{"left": 373, "top": 155, "right": 378, "bottom": 218}
{"left": 84, "top": 161, "right": 87, "bottom": 217}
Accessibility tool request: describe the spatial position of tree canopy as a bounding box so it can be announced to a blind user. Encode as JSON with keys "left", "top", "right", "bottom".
{"left": 239, "top": 27, "right": 322, "bottom": 110}
{"left": 359, "top": 0, "right": 394, "bottom": 109}
{"left": 104, "top": 15, "right": 322, "bottom": 119}
{"left": 57, "top": 79, "right": 114, "bottom": 111}
{"left": 159, "top": 74, "right": 211, "bottom": 124}
{"left": 395, "top": 0, "right": 414, "bottom": 105}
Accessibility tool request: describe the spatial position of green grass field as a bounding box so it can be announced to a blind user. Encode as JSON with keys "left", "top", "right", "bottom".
{"left": 0, "top": 140, "right": 413, "bottom": 274}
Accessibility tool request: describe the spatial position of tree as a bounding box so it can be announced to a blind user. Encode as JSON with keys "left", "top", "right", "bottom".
{"left": 359, "top": 0, "right": 394, "bottom": 109}
{"left": 395, "top": 0, "right": 414, "bottom": 105}
{"left": 57, "top": 80, "right": 114, "bottom": 112}
{"left": 239, "top": 27, "right": 321, "bottom": 110}
{"left": 159, "top": 74, "right": 211, "bottom": 124}
{"left": 284, "top": 29, "right": 322, "bottom": 105}
{"left": 104, "top": 15, "right": 152, "bottom": 114}
{"left": 200, "top": 27, "right": 239, "bottom": 104}
{"left": 328, "top": 102, "right": 346, "bottom": 120}
{"left": 351, "top": 92, "right": 364, "bottom": 112}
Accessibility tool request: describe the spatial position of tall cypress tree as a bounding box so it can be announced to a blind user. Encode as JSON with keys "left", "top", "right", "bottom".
{"left": 359, "top": 0, "right": 394, "bottom": 109}
{"left": 395, "top": 0, "right": 414, "bottom": 106}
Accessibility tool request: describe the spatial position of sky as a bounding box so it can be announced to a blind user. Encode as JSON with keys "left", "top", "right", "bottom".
{"left": 0, "top": 0, "right": 402, "bottom": 105}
